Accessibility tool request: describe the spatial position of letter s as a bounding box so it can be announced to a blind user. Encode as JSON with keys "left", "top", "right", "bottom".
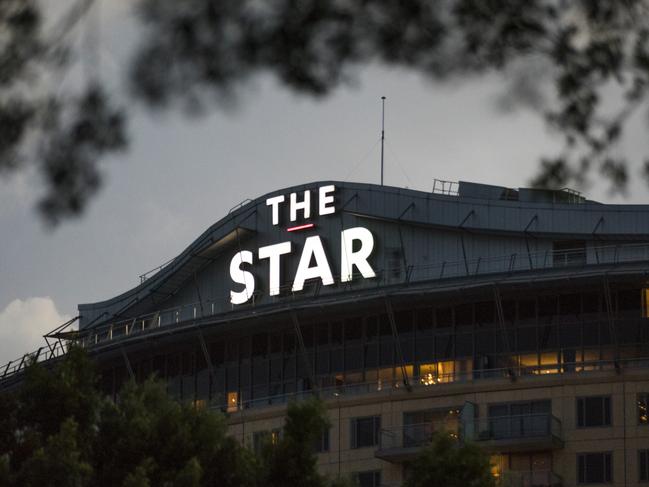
{"left": 230, "top": 250, "right": 255, "bottom": 305}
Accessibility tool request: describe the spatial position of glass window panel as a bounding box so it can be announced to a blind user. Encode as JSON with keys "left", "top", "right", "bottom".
{"left": 316, "top": 351, "right": 329, "bottom": 374}
{"left": 475, "top": 330, "right": 495, "bottom": 354}
{"left": 617, "top": 289, "right": 640, "bottom": 313}
{"left": 436, "top": 334, "right": 453, "bottom": 359}
{"left": 582, "top": 322, "right": 599, "bottom": 346}
{"left": 640, "top": 449, "right": 649, "bottom": 482}
{"left": 300, "top": 325, "right": 314, "bottom": 348}
{"left": 436, "top": 307, "right": 453, "bottom": 328}
{"left": 365, "top": 316, "right": 378, "bottom": 341}
{"left": 560, "top": 323, "right": 581, "bottom": 348}
{"left": 577, "top": 396, "right": 611, "bottom": 427}
{"left": 455, "top": 304, "right": 473, "bottom": 328}
{"left": 351, "top": 416, "right": 381, "bottom": 448}
{"left": 330, "top": 348, "right": 344, "bottom": 372}
{"left": 252, "top": 333, "right": 267, "bottom": 357}
{"left": 345, "top": 345, "right": 363, "bottom": 370}
{"left": 518, "top": 299, "right": 536, "bottom": 321}
{"left": 364, "top": 343, "right": 378, "bottom": 368}
{"left": 559, "top": 294, "right": 581, "bottom": 316}
{"left": 455, "top": 333, "right": 473, "bottom": 357}
{"left": 517, "top": 326, "right": 537, "bottom": 351}
{"left": 577, "top": 452, "right": 612, "bottom": 483}
{"left": 269, "top": 333, "right": 282, "bottom": 354}
{"left": 396, "top": 310, "right": 414, "bottom": 334}
{"left": 416, "top": 308, "right": 434, "bottom": 334}
{"left": 331, "top": 321, "right": 343, "bottom": 345}
{"left": 538, "top": 295, "right": 557, "bottom": 321}
{"left": 252, "top": 359, "right": 267, "bottom": 385}
{"left": 583, "top": 292, "right": 600, "bottom": 314}
{"left": 416, "top": 337, "right": 434, "bottom": 361}
{"left": 379, "top": 340, "right": 394, "bottom": 366}
{"left": 315, "top": 323, "right": 329, "bottom": 347}
{"left": 475, "top": 302, "right": 495, "bottom": 326}
{"left": 210, "top": 341, "right": 225, "bottom": 365}
{"left": 345, "top": 318, "right": 362, "bottom": 341}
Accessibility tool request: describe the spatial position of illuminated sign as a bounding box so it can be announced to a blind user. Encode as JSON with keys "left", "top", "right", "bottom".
{"left": 229, "top": 185, "right": 376, "bottom": 305}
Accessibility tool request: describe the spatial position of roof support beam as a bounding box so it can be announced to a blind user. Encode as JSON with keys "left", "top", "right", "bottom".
{"left": 385, "top": 297, "right": 411, "bottom": 391}
{"left": 291, "top": 312, "right": 318, "bottom": 394}
{"left": 493, "top": 285, "right": 515, "bottom": 380}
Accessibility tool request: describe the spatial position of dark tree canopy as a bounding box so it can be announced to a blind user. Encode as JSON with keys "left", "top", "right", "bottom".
{"left": 404, "top": 431, "right": 496, "bottom": 487}
{"left": 3, "top": 0, "right": 649, "bottom": 223}
{"left": 0, "top": 346, "right": 352, "bottom": 487}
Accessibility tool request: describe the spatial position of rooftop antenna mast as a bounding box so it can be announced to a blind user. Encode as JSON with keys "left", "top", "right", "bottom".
{"left": 380, "top": 96, "right": 386, "bottom": 186}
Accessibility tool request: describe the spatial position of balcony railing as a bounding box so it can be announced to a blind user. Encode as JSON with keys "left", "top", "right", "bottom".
{"left": 499, "top": 470, "right": 562, "bottom": 487}
{"left": 469, "top": 413, "right": 563, "bottom": 451}
{"left": 376, "top": 421, "right": 460, "bottom": 462}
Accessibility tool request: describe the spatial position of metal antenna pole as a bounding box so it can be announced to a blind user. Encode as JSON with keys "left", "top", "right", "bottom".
{"left": 380, "top": 96, "right": 386, "bottom": 186}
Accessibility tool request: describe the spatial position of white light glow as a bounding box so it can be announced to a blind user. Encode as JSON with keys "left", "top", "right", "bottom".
{"left": 341, "top": 227, "right": 376, "bottom": 282}
{"left": 292, "top": 236, "right": 334, "bottom": 291}
{"left": 319, "top": 185, "right": 335, "bottom": 216}
{"left": 266, "top": 195, "right": 285, "bottom": 225}
{"left": 259, "top": 241, "right": 292, "bottom": 296}
{"left": 229, "top": 250, "right": 255, "bottom": 305}
{"left": 290, "top": 190, "right": 311, "bottom": 222}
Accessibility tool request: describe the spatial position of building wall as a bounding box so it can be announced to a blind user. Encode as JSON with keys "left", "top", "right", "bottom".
{"left": 228, "top": 372, "right": 649, "bottom": 486}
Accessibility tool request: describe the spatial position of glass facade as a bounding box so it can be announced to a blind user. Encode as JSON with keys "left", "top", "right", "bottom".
{"left": 98, "top": 287, "right": 649, "bottom": 409}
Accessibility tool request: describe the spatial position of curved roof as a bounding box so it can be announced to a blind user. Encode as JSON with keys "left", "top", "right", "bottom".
{"left": 78, "top": 180, "right": 649, "bottom": 328}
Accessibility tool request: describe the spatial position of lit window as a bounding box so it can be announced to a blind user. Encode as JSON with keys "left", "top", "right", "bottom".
{"left": 539, "top": 352, "right": 560, "bottom": 374}
{"left": 638, "top": 394, "right": 649, "bottom": 425}
{"left": 642, "top": 288, "right": 649, "bottom": 318}
{"left": 227, "top": 391, "right": 238, "bottom": 412}
{"left": 419, "top": 361, "right": 456, "bottom": 385}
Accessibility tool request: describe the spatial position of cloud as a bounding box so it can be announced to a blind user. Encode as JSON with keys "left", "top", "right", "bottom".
{"left": 0, "top": 297, "right": 70, "bottom": 366}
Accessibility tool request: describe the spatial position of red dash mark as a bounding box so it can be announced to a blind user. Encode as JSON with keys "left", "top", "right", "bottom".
{"left": 287, "top": 223, "right": 315, "bottom": 232}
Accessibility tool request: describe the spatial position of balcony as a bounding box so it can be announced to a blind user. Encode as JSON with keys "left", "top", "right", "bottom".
{"left": 375, "top": 421, "right": 459, "bottom": 462}
{"left": 468, "top": 414, "right": 564, "bottom": 452}
{"left": 498, "top": 470, "right": 562, "bottom": 487}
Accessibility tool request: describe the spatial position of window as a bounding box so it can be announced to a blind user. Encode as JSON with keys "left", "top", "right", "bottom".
{"left": 577, "top": 452, "right": 612, "bottom": 484}
{"left": 313, "top": 428, "right": 330, "bottom": 453}
{"left": 640, "top": 449, "right": 649, "bottom": 482}
{"left": 354, "top": 470, "right": 381, "bottom": 487}
{"left": 639, "top": 393, "right": 649, "bottom": 425}
{"left": 253, "top": 428, "right": 282, "bottom": 455}
{"left": 351, "top": 416, "right": 381, "bottom": 449}
{"left": 577, "top": 397, "right": 611, "bottom": 428}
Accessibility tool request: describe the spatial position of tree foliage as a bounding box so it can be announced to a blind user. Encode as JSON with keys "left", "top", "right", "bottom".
{"left": 404, "top": 431, "right": 496, "bottom": 487}
{"left": 4, "top": 1, "right": 649, "bottom": 223}
{"left": 0, "top": 0, "right": 126, "bottom": 225}
{"left": 0, "top": 345, "right": 351, "bottom": 487}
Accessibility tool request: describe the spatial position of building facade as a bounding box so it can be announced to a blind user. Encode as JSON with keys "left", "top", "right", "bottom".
{"left": 5, "top": 180, "right": 649, "bottom": 486}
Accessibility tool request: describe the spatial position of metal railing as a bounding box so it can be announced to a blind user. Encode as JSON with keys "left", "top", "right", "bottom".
{"left": 78, "top": 241, "right": 649, "bottom": 352}
{"left": 3, "top": 240, "right": 649, "bottom": 384}
{"left": 210, "top": 356, "right": 649, "bottom": 413}
{"left": 499, "top": 470, "right": 562, "bottom": 487}
{"left": 379, "top": 421, "right": 460, "bottom": 450}
{"left": 0, "top": 339, "right": 68, "bottom": 382}
{"left": 432, "top": 179, "right": 459, "bottom": 196}
{"left": 471, "top": 413, "right": 562, "bottom": 443}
